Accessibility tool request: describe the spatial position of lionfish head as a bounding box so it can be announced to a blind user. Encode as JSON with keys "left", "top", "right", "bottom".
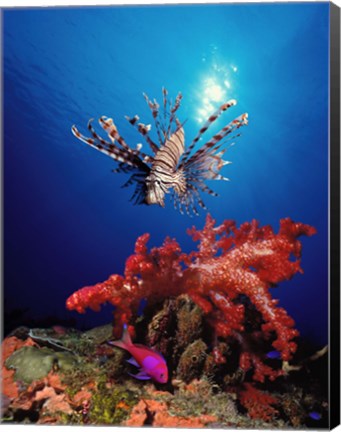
{"left": 145, "top": 173, "right": 167, "bottom": 207}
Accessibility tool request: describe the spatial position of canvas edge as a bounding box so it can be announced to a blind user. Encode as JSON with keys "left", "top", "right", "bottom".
{"left": 330, "top": 1, "right": 341, "bottom": 430}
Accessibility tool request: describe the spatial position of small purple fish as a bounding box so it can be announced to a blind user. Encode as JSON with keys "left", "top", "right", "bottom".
{"left": 110, "top": 324, "right": 168, "bottom": 383}
{"left": 309, "top": 411, "right": 322, "bottom": 421}
{"left": 266, "top": 350, "right": 281, "bottom": 359}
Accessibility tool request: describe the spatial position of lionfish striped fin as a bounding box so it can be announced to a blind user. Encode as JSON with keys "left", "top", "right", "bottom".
{"left": 165, "top": 91, "right": 182, "bottom": 139}
{"left": 111, "top": 163, "right": 149, "bottom": 205}
{"left": 98, "top": 116, "right": 138, "bottom": 156}
{"left": 143, "top": 92, "right": 165, "bottom": 146}
{"left": 125, "top": 114, "right": 159, "bottom": 155}
{"left": 88, "top": 119, "right": 152, "bottom": 164}
{"left": 112, "top": 162, "right": 135, "bottom": 174}
{"left": 121, "top": 172, "right": 148, "bottom": 189}
{"left": 179, "top": 99, "right": 237, "bottom": 168}
{"left": 187, "top": 185, "right": 207, "bottom": 210}
{"left": 144, "top": 90, "right": 183, "bottom": 147}
{"left": 128, "top": 178, "right": 149, "bottom": 205}
{"left": 71, "top": 124, "right": 138, "bottom": 167}
{"left": 97, "top": 116, "right": 154, "bottom": 164}
{"left": 188, "top": 178, "right": 219, "bottom": 197}
{"left": 185, "top": 113, "right": 248, "bottom": 168}
{"left": 162, "top": 87, "right": 168, "bottom": 123}
{"left": 185, "top": 148, "right": 232, "bottom": 181}
{"left": 97, "top": 116, "right": 117, "bottom": 144}
{"left": 172, "top": 187, "right": 200, "bottom": 216}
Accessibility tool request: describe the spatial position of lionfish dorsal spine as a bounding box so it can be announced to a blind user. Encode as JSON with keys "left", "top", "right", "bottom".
{"left": 125, "top": 114, "right": 160, "bottom": 155}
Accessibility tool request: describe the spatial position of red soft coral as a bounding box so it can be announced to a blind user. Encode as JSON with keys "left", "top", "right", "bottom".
{"left": 183, "top": 215, "right": 315, "bottom": 362}
{"left": 239, "top": 383, "right": 279, "bottom": 421}
{"left": 66, "top": 235, "right": 184, "bottom": 337}
{"left": 66, "top": 214, "right": 315, "bottom": 377}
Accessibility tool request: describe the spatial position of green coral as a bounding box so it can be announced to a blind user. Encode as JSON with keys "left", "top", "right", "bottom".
{"left": 62, "top": 358, "right": 101, "bottom": 395}
{"left": 81, "top": 324, "right": 114, "bottom": 344}
{"left": 100, "top": 348, "right": 127, "bottom": 380}
{"left": 62, "top": 349, "right": 126, "bottom": 400}
{"left": 89, "top": 385, "right": 137, "bottom": 425}
{"left": 5, "top": 346, "right": 77, "bottom": 384}
{"left": 54, "top": 351, "right": 78, "bottom": 371}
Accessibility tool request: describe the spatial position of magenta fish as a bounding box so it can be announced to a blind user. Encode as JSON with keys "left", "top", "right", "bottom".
{"left": 109, "top": 324, "right": 168, "bottom": 383}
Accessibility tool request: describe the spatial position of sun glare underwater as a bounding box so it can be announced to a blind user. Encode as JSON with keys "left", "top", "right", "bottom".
{"left": 4, "top": 2, "right": 328, "bottom": 342}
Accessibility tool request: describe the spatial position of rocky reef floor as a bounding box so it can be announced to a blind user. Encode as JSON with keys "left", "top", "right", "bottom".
{"left": 1, "top": 296, "right": 328, "bottom": 428}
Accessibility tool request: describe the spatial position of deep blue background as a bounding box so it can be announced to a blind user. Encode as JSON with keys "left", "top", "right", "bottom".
{"left": 3, "top": 3, "right": 329, "bottom": 344}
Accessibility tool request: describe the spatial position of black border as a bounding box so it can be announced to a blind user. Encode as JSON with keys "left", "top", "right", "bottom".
{"left": 330, "top": 2, "right": 340, "bottom": 430}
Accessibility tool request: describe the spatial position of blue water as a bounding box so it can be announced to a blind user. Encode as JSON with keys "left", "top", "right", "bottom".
{"left": 3, "top": 3, "right": 329, "bottom": 344}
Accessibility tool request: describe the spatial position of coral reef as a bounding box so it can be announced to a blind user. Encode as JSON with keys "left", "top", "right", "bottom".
{"left": 88, "top": 384, "right": 137, "bottom": 425}
{"left": 3, "top": 215, "right": 326, "bottom": 427}
{"left": 5, "top": 346, "right": 76, "bottom": 384}
{"left": 1, "top": 317, "right": 328, "bottom": 427}
{"left": 66, "top": 214, "right": 316, "bottom": 383}
{"left": 125, "top": 398, "right": 218, "bottom": 427}
{"left": 1, "top": 330, "right": 133, "bottom": 425}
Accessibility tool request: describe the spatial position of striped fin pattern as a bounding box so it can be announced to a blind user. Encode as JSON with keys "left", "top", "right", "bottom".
{"left": 179, "top": 99, "right": 237, "bottom": 168}
{"left": 71, "top": 118, "right": 150, "bottom": 204}
{"left": 71, "top": 89, "right": 248, "bottom": 215}
{"left": 125, "top": 115, "right": 160, "bottom": 155}
{"left": 167, "top": 101, "right": 248, "bottom": 215}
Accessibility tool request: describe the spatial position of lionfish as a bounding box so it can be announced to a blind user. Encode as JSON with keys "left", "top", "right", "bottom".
{"left": 71, "top": 89, "right": 248, "bottom": 215}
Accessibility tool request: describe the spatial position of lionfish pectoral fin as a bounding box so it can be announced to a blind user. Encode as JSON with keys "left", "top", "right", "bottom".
{"left": 71, "top": 125, "right": 88, "bottom": 142}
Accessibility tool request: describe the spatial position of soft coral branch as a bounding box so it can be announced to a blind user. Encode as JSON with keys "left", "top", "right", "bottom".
{"left": 239, "top": 383, "right": 279, "bottom": 421}
{"left": 183, "top": 216, "right": 315, "bottom": 361}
